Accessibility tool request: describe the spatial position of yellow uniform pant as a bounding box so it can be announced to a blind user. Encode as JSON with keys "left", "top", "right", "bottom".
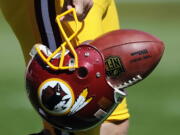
{"left": 0, "top": 0, "right": 130, "bottom": 134}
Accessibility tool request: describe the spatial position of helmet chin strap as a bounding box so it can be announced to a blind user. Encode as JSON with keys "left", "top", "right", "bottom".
{"left": 30, "top": 44, "right": 52, "bottom": 58}
{"left": 30, "top": 44, "right": 70, "bottom": 59}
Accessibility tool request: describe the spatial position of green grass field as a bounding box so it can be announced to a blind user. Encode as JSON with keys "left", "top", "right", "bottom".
{"left": 0, "top": 2, "right": 180, "bottom": 135}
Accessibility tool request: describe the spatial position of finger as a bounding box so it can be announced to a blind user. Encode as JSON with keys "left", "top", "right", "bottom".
{"left": 60, "top": 15, "right": 73, "bottom": 21}
{"left": 73, "top": 0, "right": 84, "bottom": 16}
{"left": 77, "top": 1, "right": 93, "bottom": 21}
{"left": 61, "top": 0, "right": 73, "bottom": 12}
{"left": 60, "top": 5, "right": 74, "bottom": 21}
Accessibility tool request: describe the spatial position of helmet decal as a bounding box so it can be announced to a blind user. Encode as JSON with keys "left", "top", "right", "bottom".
{"left": 69, "top": 88, "right": 93, "bottom": 115}
{"left": 38, "top": 78, "right": 93, "bottom": 116}
{"left": 38, "top": 78, "right": 75, "bottom": 115}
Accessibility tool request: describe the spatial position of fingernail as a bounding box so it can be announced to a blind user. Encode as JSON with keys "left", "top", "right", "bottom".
{"left": 60, "top": 16, "right": 64, "bottom": 21}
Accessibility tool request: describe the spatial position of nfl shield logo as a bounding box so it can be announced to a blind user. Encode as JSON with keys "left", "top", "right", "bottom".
{"left": 105, "top": 56, "right": 125, "bottom": 78}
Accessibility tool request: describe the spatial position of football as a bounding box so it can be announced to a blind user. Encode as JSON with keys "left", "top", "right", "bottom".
{"left": 91, "top": 29, "right": 165, "bottom": 89}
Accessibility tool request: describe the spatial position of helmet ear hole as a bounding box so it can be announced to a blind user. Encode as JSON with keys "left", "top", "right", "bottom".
{"left": 77, "top": 67, "right": 88, "bottom": 79}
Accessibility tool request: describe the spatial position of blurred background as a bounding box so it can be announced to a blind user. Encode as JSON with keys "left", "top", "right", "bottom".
{"left": 0, "top": 0, "right": 180, "bottom": 135}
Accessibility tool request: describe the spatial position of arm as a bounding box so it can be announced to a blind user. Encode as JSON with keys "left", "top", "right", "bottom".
{"left": 100, "top": 119, "right": 129, "bottom": 135}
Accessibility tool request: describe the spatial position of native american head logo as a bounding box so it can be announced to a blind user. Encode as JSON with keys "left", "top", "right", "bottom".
{"left": 38, "top": 79, "right": 75, "bottom": 115}
{"left": 38, "top": 78, "right": 93, "bottom": 116}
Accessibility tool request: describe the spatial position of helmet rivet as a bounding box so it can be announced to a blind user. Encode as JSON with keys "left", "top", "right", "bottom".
{"left": 84, "top": 52, "right": 90, "bottom": 57}
{"left": 96, "top": 59, "right": 99, "bottom": 63}
{"left": 96, "top": 72, "right": 101, "bottom": 78}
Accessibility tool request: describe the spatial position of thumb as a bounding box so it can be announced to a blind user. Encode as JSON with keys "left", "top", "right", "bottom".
{"left": 73, "top": 0, "right": 84, "bottom": 16}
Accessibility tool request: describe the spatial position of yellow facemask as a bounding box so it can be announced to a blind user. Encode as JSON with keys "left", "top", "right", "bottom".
{"left": 35, "top": 8, "right": 80, "bottom": 70}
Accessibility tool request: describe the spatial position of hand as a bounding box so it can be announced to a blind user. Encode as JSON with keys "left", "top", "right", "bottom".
{"left": 61, "top": 0, "right": 93, "bottom": 21}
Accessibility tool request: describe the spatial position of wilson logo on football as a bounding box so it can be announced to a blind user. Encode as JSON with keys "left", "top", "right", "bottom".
{"left": 38, "top": 78, "right": 92, "bottom": 115}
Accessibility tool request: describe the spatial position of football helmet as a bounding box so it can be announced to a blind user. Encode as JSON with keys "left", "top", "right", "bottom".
{"left": 26, "top": 8, "right": 126, "bottom": 132}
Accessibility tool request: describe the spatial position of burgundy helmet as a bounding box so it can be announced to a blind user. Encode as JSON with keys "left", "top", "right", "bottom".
{"left": 26, "top": 43, "right": 125, "bottom": 132}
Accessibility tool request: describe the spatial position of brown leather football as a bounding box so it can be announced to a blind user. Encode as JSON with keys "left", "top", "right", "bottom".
{"left": 91, "top": 29, "right": 165, "bottom": 89}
